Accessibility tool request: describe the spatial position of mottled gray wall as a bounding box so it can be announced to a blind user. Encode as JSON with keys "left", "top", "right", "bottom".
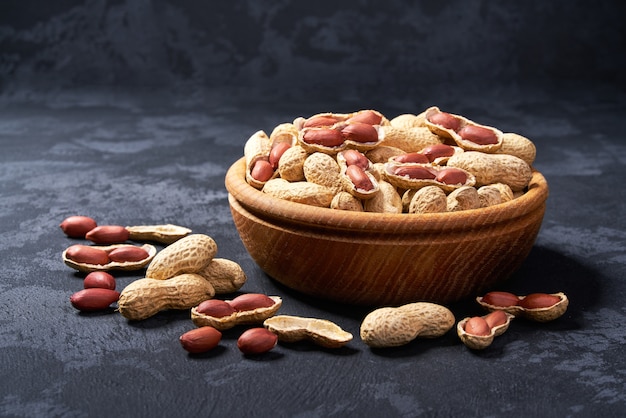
{"left": 1, "top": 0, "right": 625, "bottom": 98}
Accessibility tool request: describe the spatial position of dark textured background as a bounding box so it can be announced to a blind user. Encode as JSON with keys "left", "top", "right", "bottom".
{"left": 1, "top": 1, "right": 625, "bottom": 417}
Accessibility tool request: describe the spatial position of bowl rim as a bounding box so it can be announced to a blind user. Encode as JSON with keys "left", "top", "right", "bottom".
{"left": 225, "top": 157, "right": 549, "bottom": 233}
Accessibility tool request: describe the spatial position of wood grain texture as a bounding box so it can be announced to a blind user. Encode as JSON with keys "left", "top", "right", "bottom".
{"left": 226, "top": 157, "right": 548, "bottom": 306}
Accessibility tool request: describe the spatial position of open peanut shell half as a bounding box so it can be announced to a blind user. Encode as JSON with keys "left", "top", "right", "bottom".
{"left": 476, "top": 292, "right": 569, "bottom": 323}
{"left": 263, "top": 315, "right": 353, "bottom": 348}
{"left": 62, "top": 243, "right": 157, "bottom": 273}
{"left": 125, "top": 224, "right": 191, "bottom": 244}
{"left": 191, "top": 296, "right": 282, "bottom": 331}
{"left": 457, "top": 312, "right": 515, "bottom": 350}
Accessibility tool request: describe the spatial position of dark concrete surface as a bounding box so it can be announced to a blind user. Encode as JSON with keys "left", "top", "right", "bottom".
{"left": 1, "top": 1, "right": 625, "bottom": 417}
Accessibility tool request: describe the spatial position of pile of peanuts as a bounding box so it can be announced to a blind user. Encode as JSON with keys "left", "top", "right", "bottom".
{"left": 244, "top": 106, "right": 536, "bottom": 213}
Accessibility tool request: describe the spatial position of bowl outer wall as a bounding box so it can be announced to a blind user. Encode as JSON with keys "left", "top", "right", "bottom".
{"left": 225, "top": 157, "right": 548, "bottom": 306}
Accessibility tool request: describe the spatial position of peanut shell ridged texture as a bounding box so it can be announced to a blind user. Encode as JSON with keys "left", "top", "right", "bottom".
{"left": 365, "top": 145, "right": 406, "bottom": 164}
{"left": 447, "top": 151, "right": 532, "bottom": 192}
{"left": 269, "top": 123, "right": 298, "bottom": 144}
{"left": 125, "top": 224, "right": 191, "bottom": 244}
{"left": 408, "top": 186, "right": 447, "bottom": 214}
{"left": 447, "top": 186, "right": 480, "bottom": 212}
{"left": 244, "top": 130, "right": 271, "bottom": 170}
{"left": 262, "top": 178, "right": 334, "bottom": 207}
{"left": 146, "top": 234, "right": 217, "bottom": 280}
{"left": 360, "top": 302, "right": 455, "bottom": 348}
{"left": 303, "top": 152, "right": 343, "bottom": 195}
{"left": 197, "top": 258, "right": 247, "bottom": 294}
{"left": 118, "top": 273, "right": 216, "bottom": 321}
{"left": 380, "top": 126, "right": 443, "bottom": 153}
{"left": 277, "top": 145, "right": 308, "bottom": 181}
{"left": 496, "top": 133, "right": 537, "bottom": 165}
{"left": 389, "top": 113, "right": 426, "bottom": 129}
{"left": 363, "top": 180, "right": 402, "bottom": 213}
{"left": 477, "top": 185, "right": 503, "bottom": 207}
{"left": 330, "top": 191, "right": 364, "bottom": 211}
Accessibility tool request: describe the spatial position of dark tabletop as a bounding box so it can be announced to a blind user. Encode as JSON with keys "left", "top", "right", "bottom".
{"left": 1, "top": 1, "right": 625, "bottom": 417}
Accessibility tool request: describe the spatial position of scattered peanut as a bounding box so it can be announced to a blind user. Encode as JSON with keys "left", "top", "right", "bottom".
{"left": 63, "top": 243, "right": 157, "bottom": 272}
{"left": 85, "top": 225, "right": 130, "bottom": 245}
{"left": 237, "top": 328, "right": 278, "bottom": 355}
{"left": 60, "top": 215, "right": 97, "bottom": 238}
{"left": 145, "top": 234, "right": 217, "bottom": 280}
{"left": 196, "top": 258, "right": 247, "bottom": 294}
{"left": 457, "top": 310, "right": 515, "bottom": 350}
{"left": 477, "top": 291, "right": 569, "bottom": 322}
{"left": 264, "top": 315, "right": 353, "bottom": 348}
{"left": 191, "top": 294, "right": 282, "bottom": 331}
{"left": 180, "top": 326, "right": 222, "bottom": 354}
{"left": 360, "top": 302, "right": 455, "bottom": 348}
{"left": 70, "top": 288, "right": 120, "bottom": 312}
{"left": 117, "top": 273, "right": 215, "bottom": 321}
{"left": 83, "top": 271, "right": 116, "bottom": 290}
{"left": 125, "top": 224, "right": 191, "bottom": 244}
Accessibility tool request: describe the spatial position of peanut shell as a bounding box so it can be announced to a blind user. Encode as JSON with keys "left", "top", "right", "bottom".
{"left": 264, "top": 315, "right": 353, "bottom": 348}
{"left": 456, "top": 312, "right": 515, "bottom": 350}
{"left": 62, "top": 243, "right": 157, "bottom": 273}
{"left": 118, "top": 273, "right": 216, "bottom": 321}
{"left": 447, "top": 151, "right": 532, "bottom": 192}
{"left": 407, "top": 186, "right": 448, "bottom": 214}
{"left": 145, "top": 234, "right": 217, "bottom": 280}
{"left": 379, "top": 126, "right": 443, "bottom": 153}
{"left": 360, "top": 302, "right": 455, "bottom": 348}
{"left": 196, "top": 258, "right": 247, "bottom": 294}
{"left": 277, "top": 145, "right": 308, "bottom": 181}
{"left": 363, "top": 180, "right": 402, "bottom": 213}
{"left": 125, "top": 224, "right": 191, "bottom": 244}
{"left": 476, "top": 292, "right": 568, "bottom": 322}
{"left": 191, "top": 296, "right": 282, "bottom": 330}
{"left": 389, "top": 113, "right": 426, "bottom": 129}
{"left": 496, "top": 132, "right": 537, "bottom": 165}
{"left": 330, "top": 191, "right": 364, "bottom": 212}
{"left": 446, "top": 186, "right": 481, "bottom": 212}
{"left": 303, "top": 152, "right": 343, "bottom": 195}
{"left": 262, "top": 178, "right": 335, "bottom": 207}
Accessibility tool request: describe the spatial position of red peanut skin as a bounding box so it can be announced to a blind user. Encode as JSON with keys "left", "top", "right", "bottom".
{"left": 484, "top": 310, "right": 508, "bottom": 329}
{"left": 341, "top": 123, "right": 378, "bottom": 143}
{"left": 60, "top": 216, "right": 97, "bottom": 238}
{"left": 180, "top": 327, "right": 222, "bottom": 354}
{"left": 250, "top": 160, "right": 274, "bottom": 182}
{"left": 341, "top": 149, "right": 370, "bottom": 169}
{"left": 65, "top": 245, "right": 110, "bottom": 265}
{"left": 421, "top": 144, "right": 455, "bottom": 162}
{"left": 393, "top": 153, "right": 430, "bottom": 164}
{"left": 84, "top": 271, "right": 116, "bottom": 290}
{"left": 269, "top": 142, "right": 291, "bottom": 169}
{"left": 346, "top": 165, "right": 374, "bottom": 191}
{"left": 228, "top": 293, "right": 275, "bottom": 312}
{"left": 237, "top": 328, "right": 278, "bottom": 355}
{"left": 391, "top": 165, "right": 436, "bottom": 180}
{"left": 481, "top": 291, "right": 520, "bottom": 307}
{"left": 196, "top": 299, "right": 237, "bottom": 318}
{"left": 347, "top": 110, "right": 382, "bottom": 125}
{"left": 464, "top": 316, "right": 491, "bottom": 336}
{"left": 303, "top": 128, "right": 345, "bottom": 147}
{"left": 70, "top": 288, "right": 120, "bottom": 312}
{"left": 303, "top": 115, "right": 342, "bottom": 128}
{"left": 435, "top": 168, "right": 468, "bottom": 185}
{"left": 458, "top": 125, "right": 498, "bottom": 145}
{"left": 428, "top": 111, "right": 462, "bottom": 131}
{"left": 107, "top": 246, "right": 150, "bottom": 263}
{"left": 85, "top": 225, "right": 130, "bottom": 245}
{"left": 519, "top": 293, "right": 561, "bottom": 309}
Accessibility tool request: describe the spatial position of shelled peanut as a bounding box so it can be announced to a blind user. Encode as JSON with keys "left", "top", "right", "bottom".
{"left": 242, "top": 106, "right": 536, "bottom": 213}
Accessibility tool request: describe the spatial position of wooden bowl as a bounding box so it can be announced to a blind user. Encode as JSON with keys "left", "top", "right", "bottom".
{"left": 225, "top": 157, "right": 549, "bottom": 306}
